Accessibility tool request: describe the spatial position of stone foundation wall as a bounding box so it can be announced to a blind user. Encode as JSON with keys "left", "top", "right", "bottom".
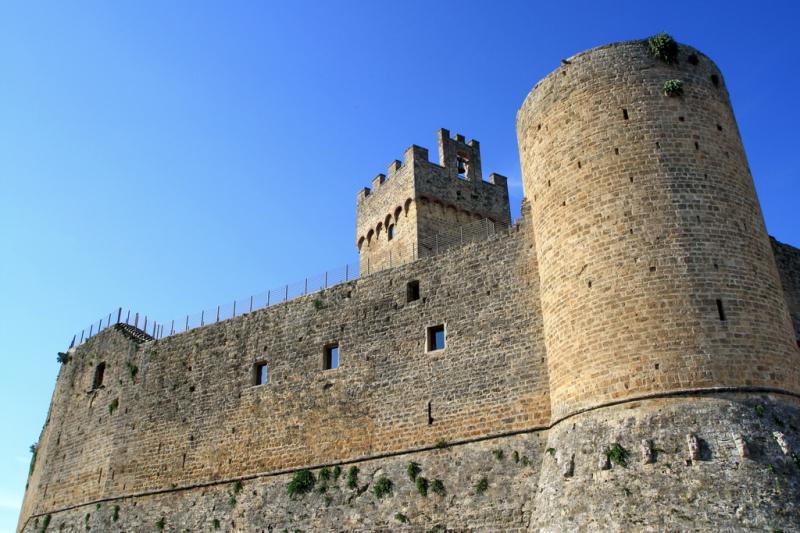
{"left": 531, "top": 394, "right": 800, "bottom": 532}
{"left": 21, "top": 432, "right": 546, "bottom": 533}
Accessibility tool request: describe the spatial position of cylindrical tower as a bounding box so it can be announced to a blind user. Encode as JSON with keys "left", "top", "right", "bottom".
{"left": 517, "top": 39, "right": 799, "bottom": 422}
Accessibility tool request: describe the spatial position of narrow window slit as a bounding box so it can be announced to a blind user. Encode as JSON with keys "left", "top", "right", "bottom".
{"left": 427, "top": 401, "right": 433, "bottom": 425}
{"left": 716, "top": 299, "right": 726, "bottom": 321}
{"left": 406, "top": 280, "right": 420, "bottom": 302}
{"left": 622, "top": 109, "right": 629, "bottom": 120}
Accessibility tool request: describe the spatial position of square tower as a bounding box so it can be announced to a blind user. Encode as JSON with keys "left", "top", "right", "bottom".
{"left": 356, "top": 129, "right": 511, "bottom": 275}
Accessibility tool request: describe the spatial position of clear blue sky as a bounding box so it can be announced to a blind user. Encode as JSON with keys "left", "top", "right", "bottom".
{"left": 1, "top": 2, "right": 797, "bottom": 530}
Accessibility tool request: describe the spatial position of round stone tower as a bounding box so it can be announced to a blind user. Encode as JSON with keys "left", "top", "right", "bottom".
{"left": 517, "top": 39, "right": 799, "bottom": 422}
{"left": 518, "top": 39, "right": 800, "bottom": 530}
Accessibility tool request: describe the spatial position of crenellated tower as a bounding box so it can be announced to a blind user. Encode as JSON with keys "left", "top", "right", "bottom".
{"left": 355, "top": 129, "right": 511, "bottom": 275}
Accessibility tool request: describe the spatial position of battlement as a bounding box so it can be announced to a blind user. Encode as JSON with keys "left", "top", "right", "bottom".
{"left": 355, "top": 130, "right": 511, "bottom": 275}
{"left": 356, "top": 131, "right": 507, "bottom": 204}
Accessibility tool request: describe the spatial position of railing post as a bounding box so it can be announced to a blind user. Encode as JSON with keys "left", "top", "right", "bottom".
{"left": 267, "top": 290, "right": 271, "bottom": 307}
{"left": 216, "top": 305, "right": 220, "bottom": 322}
{"left": 171, "top": 320, "right": 175, "bottom": 335}
{"left": 200, "top": 310, "right": 204, "bottom": 326}
{"left": 80, "top": 330, "right": 85, "bottom": 344}
{"left": 89, "top": 324, "right": 94, "bottom": 337}
{"left": 345, "top": 264, "right": 349, "bottom": 281}
{"left": 233, "top": 300, "right": 236, "bottom": 318}
{"left": 126, "top": 309, "right": 131, "bottom": 324}
{"left": 143, "top": 316, "right": 147, "bottom": 333}
{"left": 249, "top": 295, "right": 253, "bottom": 313}
{"left": 134, "top": 312, "right": 139, "bottom": 328}
{"left": 324, "top": 271, "right": 328, "bottom": 289}
{"left": 117, "top": 308, "right": 122, "bottom": 324}
{"left": 285, "top": 285, "right": 288, "bottom": 301}
{"left": 70, "top": 335, "right": 76, "bottom": 349}
{"left": 304, "top": 278, "right": 308, "bottom": 295}
{"left": 185, "top": 315, "right": 189, "bottom": 331}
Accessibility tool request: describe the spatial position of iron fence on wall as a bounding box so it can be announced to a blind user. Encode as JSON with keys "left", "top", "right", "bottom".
{"left": 68, "top": 218, "right": 511, "bottom": 348}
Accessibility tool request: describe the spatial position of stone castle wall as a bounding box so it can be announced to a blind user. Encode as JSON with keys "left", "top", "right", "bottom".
{"left": 19, "top": 224, "right": 550, "bottom": 530}
{"left": 18, "top": 36, "right": 800, "bottom": 533}
{"left": 516, "top": 40, "right": 800, "bottom": 423}
{"left": 773, "top": 238, "right": 800, "bottom": 341}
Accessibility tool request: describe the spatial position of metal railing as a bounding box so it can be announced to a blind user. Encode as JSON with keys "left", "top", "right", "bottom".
{"left": 67, "top": 218, "right": 511, "bottom": 348}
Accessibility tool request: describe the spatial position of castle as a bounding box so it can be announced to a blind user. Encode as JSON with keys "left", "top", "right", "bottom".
{"left": 18, "top": 38, "right": 800, "bottom": 532}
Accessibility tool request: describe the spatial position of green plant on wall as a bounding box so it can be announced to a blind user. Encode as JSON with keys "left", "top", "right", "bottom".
{"left": 373, "top": 476, "right": 393, "bottom": 499}
{"left": 648, "top": 33, "right": 678, "bottom": 63}
{"left": 126, "top": 361, "right": 138, "bottom": 381}
{"left": 319, "top": 466, "right": 331, "bottom": 481}
{"left": 407, "top": 461, "right": 421, "bottom": 481}
{"left": 108, "top": 398, "right": 119, "bottom": 415}
{"left": 112, "top": 506, "right": 120, "bottom": 522}
{"left": 415, "top": 476, "right": 428, "bottom": 496}
{"left": 287, "top": 469, "right": 315, "bottom": 497}
{"left": 607, "top": 443, "right": 629, "bottom": 467}
{"left": 40, "top": 514, "right": 51, "bottom": 532}
{"left": 212, "top": 518, "right": 220, "bottom": 530}
{"left": 474, "top": 477, "right": 489, "bottom": 495}
{"left": 492, "top": 449, "right": 504, "bottom": 461}
{"left": 394, "top": 512, "right": 408, "bottom": 523}
{"left": 332, "top": 465, "right": 341, "bottom": 480}
{"left": 430, "top": 479, "right": 446, "bottom": 497}
{"left": 347, "top": 466, "right": 359, "bottom": 489}
{"left": 663, "top": 79, "right": 684, "bottom": 97}
{"left": 155, "top": 517, "right": 165, "bottom": 530}
{"left": 29, "top": 443, "right": 38, "bottom": 476}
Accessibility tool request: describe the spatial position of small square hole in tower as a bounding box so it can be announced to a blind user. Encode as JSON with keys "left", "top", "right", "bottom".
{"left": 427, "top": 324, "right": 445, "bottom": 352}
{"left": 407, "top": 280, "right": 420, "bottom": 302}
{"left": 324, "top": 344, "right": 339, "bottom": 370}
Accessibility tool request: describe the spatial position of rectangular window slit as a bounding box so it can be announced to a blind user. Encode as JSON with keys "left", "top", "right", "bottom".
{"left": 427, "top": 401, "right": 433, "bottom": 425}
{"left": 427, "top": 324, "right": 445, "bottom": 352}
{"left": 92, "top": 362, "right": 106, "bottom": 390}
{"left": 407, "top": 280, "right": 420, "bottom": 302}
{"left": 253, "top": 362, "right": 268, "bottom": 385}
{"left": 622, "top": 108, "right": 629, "bottom": 120}
{"left": 716, "top": 299, "right": 726, "bottom": 321}
{"left": 324, "top": 344, "right": 339, "bottom": 370}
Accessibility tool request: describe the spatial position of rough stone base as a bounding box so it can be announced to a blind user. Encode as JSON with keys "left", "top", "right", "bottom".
{"left": 531, "top": 394, "right": 800, "bottom": 532}
{"left": 21, "top": 433, "right": 545, "bottom": 533}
